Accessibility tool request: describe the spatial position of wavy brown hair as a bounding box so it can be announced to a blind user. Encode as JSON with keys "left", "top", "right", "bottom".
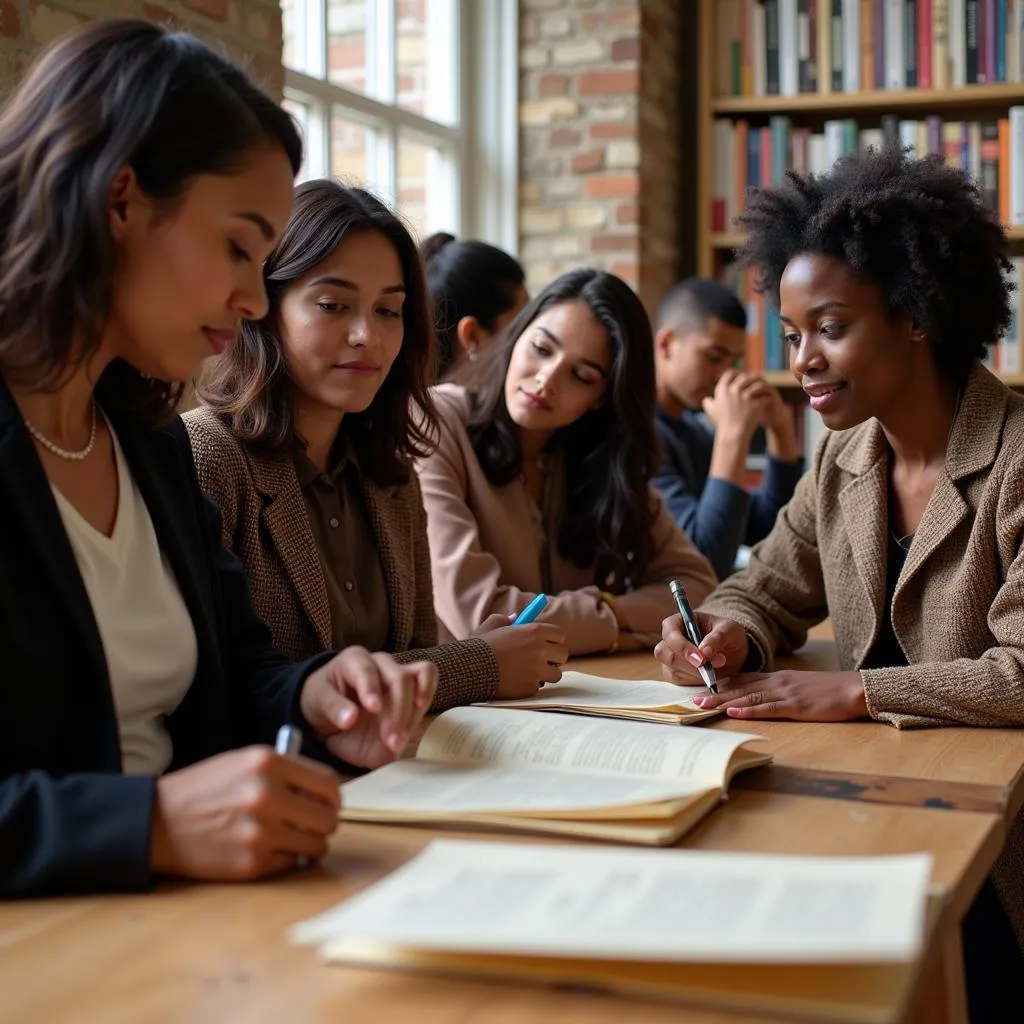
{"left": 0, "top": 19, "right": 301, "bottom": 422}
{"left": 458, "top": 267, "right": 659, "bottom": 593}
{"left": 198, "top": 179, "right": 438, "bottom": 485}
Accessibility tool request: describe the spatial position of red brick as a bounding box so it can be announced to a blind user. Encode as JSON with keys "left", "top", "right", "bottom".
{"left": 571, "top": 149, "right": 604, "bottom": 173}
{"left": 578, "top": 68, "right": 639, "bottom": 96}
{"left": 182, "top": 0, "right": 229, "bottom": 20}
{"left": 539, "top": 73, "right": 570, "bottom": 96}
{"left": 581, "top": 10, "right": 639, "bottom": 31}
{"left": 611, "top": 36, "right": 640, "bottom": 61}
{"left": 591, "top": 233, "right": 638, "bottom": 253}
{"left": 143, "top": 4, "right": 185, "bottom": 29}
{"left": 590, "top": 122, "right": 637, "bottom": 140}
{"left": 584, "top": 171, "right": 639, "bottom": 199}
{"left": 615, "top": 201, "right": 639, "bottom": 224}
{"left": 549, "top": 127, "right": 582, "bottom": 148}
{"left": 0, "top": 0, "right": 19, "bottom": 40}
{"left": 609, "top": 260, "right": 639, "bottom": 285}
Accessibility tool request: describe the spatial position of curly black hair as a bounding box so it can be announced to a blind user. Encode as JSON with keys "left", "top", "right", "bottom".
{"left": 736, "top": 145, "right": 1012, "bottom": 386}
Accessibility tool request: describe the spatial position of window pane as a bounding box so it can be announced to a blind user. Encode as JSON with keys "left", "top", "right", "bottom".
{"left": 283, "top": 95, "right": 328, "bottom": 182}
{"left": 331, "top": 110, "right": 373, "bottom": 188}
{"left": 283, "top": 0, "right": 324, "bottom": 77}
{"left": 397, "top": 0, "right": 458, "bottom": 122}
{"left": 328, "top": 0, "right": 369, "bottom": 94}
{"left": 398, "top": 132, "right": 456, "bottom": 241}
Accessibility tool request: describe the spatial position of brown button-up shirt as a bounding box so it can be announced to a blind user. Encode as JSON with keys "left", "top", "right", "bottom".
{"left": 294, "top": 444, "right": 390, "bottom": 652}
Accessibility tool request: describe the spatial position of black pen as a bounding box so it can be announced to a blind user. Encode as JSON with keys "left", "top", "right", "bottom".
{"left": 668, "top": 579, "right": 718, "bottom": 694}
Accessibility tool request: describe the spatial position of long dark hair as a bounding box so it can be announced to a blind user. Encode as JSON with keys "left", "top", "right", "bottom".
{"left": 199, "top": 179, "right": 438, "bottom": 485}
{"left": 421, "top": 232, "right": 525, "bottom": 379}
{"left": 459, "top": 268, "right": 658, "bottom": 591}
{"left": 0, "top": 19, "right": 302, "bottom": 422}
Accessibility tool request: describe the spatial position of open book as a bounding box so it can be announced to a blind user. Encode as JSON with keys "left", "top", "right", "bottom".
{"left": 340, "top": 706, "right": 770, "bottom": 845}
{"left": 292, "top": 840, "right": 937, "bottom": 1024}
{"left": 476, "top": 670, "right": 719, "bottom": 725}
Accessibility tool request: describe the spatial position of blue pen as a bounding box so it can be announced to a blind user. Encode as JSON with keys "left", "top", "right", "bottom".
{"left": 513, "top": 593, "right": 548, "bottom": 625}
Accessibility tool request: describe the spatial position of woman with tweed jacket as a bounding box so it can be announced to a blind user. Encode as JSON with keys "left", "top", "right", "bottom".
{"left": 655, "top": 147, "right": 1024, "bottom": 1018}
{"left": 184, "top": 180, "right": 568, "bottom": 712}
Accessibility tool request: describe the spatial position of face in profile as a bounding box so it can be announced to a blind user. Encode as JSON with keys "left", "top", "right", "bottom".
{"left": 503, "top": 300, "right": 611, "bottom": 435}
{"left": 105, "top": 144, "right": 295, "bottom": 383}
{"left": 278, "top": 229, "right": 406, "bottom": 419}
{"left": 662, "top": 315, "right": 747, "bottom": 409}
{"left": 779, "top": 252, "right": 917, "bottom": 431}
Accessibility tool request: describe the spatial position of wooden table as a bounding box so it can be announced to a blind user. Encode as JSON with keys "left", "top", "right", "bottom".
{"left": 0, "top": 796, "right": 997, "bottom": 1024}
{"left": 571, "top": 635, "right": 1024, "bottom": 830}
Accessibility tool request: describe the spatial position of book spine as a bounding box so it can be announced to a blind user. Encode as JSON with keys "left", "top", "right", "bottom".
{"left": 982, "top": 123, "right": 1002, "bottom": 216}
{"left": 998, "top": 0, "right": 1008, "bottom": 80}
{"left": 741, "top": 0, "right": 754, "bottom": 93}
{"left": 969, "top": 120, "right": 982, "bottom": 185}
{"left": 832, "top": 0, "right": 845, "bottom": 89}
{"left": 905, "top": 0, "right": 919, "bottom": 86}
{"left": 1000, "top": 116, "right": 1010, "bottom": 224}
{"left": 926, "top": 114, "right": 942, "bottom": 155}
{"left": 881, "top": 113, "right": 901, "bottom": 147}
{"left": 1010, "top": 106, "right": 1024, "bottom": 225}
{"left": 766, "top": 0, "right": 781, "bottom": 93}
{"left": 900, "top": 118, "right": 919, "bottom": 156}
{"left": 873, "top": 0, "right": 886, "bottom": 87}
{"left": 843, "top": 0, "right": 862, "bottom": 89}
{"left": 886, "top": 0, "right": 906, "bottom": 88}
{"left": 817, "top": 0, "right": 833, "bottom": 89}
{"left": 771, "top": 115, "right": 791, "bottom": 184}
{"left": 949, "top": 0, "right": 967, "bottom": 84}
{"left": 862, "top": 0, "right": 875, "bottom": 87}
{"left": 933, "top": 0, "right": 950, "bottom": 87}
{"left": 798, "top": 0, "right": 812, "bottom": 90}
{"left": 753, "top": 0, "right": 768, "bottom": 94}
{"left": 918, "top": 0, "right": 933, "bottom": 86}
{"left": 736, "top": 119, "right": 749, "bottom": 216}
{"left": 981, "top": 0, "right": 995, "bottom": 82}
{"left": 780, "top": 0, "right": 800, "bottom": 94}
{"left": 967, "top": 0, "right": 981, "bottom": 81}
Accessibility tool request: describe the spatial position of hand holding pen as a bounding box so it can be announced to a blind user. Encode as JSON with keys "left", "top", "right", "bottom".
{"left": 655, "top": 581, "right": 751, "bottom": 691}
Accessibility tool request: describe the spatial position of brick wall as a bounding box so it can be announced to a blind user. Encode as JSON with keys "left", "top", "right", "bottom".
{"left": 518, "top": 0, "right": 683, "bottom": 317}
{"left": 0, "top": 0, "right": 283, "bottom": 97}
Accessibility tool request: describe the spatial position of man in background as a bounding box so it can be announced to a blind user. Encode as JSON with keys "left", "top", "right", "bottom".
{"left": 653, "top": 277, "right": 804, "bottom": 579}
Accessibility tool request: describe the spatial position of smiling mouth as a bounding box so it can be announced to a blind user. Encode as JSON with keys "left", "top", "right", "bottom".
{"left": 520, "top": 389, "right": 552, "bottom": 411}
{"left": 803, "top": 382, "right": 846, "bottom": 398}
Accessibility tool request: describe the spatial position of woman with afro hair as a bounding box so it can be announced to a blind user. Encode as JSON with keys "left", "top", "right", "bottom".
{"left": 654, "top": 145, "right": 1024, "bottom": 1013}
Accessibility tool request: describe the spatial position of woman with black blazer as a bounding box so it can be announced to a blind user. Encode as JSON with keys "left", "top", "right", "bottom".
{"left": 0, "top": 20, "right": 435, "bottom": 898}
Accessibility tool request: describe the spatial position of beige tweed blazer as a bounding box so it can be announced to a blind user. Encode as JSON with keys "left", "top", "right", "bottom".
{"left": 701, "top": 362, "right": 1024, "bottom": 944}
{"left": 182, "top": 407, "right": 499, "bottom": 711}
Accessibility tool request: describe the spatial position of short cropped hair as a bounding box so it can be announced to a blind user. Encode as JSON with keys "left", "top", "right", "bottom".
{"left": 656, "top": 277, "right": 747, "bottom": 335}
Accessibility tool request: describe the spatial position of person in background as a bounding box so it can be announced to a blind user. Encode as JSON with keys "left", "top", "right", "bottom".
{"left": 653, "top": 277, "right": 804, "bottom": 579}
{"left": 421, "top": 231, "right": 529, "bottom": 380}
{"left": 416, "top": 267, "right": 718, "bottom": 656}
{"left": 186, "top": 181, "right": 567, "bottom": 708}
{"left": 652, "top": 147, "right": 1024, "bottom": 1020}
{"left": 0, "top": 20, "right": 435, "bottom": 898}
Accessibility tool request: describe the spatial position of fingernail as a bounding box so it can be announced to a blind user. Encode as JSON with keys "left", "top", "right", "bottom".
{"left": 693, "top": 696, "right": 704, "bottom": 706}
{"left": 365, "top": 695, "right": 381, "bottom": 712}
{"left": 389, "top": 731, "right": 405, "bottom": 750}
{"left": 688, "top": 652, "right": 703, "bottom": 666}
{"left": 700, "top": 645, "right": 714, "bottom": 658}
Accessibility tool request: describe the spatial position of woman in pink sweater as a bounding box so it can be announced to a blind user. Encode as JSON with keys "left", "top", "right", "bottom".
{"left": 416, "top": 267, "right": 717, "bottom": 656}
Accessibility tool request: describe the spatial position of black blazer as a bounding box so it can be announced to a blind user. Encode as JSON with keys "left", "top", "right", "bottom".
{"left": 0, "top": 378, "right": 331, "bottom": 897}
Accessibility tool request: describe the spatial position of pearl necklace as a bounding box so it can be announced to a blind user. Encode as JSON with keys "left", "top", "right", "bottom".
{"left": 24, "top": 399, "right": 98, "bottom": 461}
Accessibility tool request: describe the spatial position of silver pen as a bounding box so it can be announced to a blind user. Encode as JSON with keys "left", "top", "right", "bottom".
{"left": 275, "top": 723, "right": 303, "bottom": 756}
{"left": 668, "top": 579, "right": 718, "bottom": 694}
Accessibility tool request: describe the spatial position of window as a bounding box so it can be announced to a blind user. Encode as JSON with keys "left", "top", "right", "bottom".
{"left": 281, "top": 0, "right": 514, "bottom": 246}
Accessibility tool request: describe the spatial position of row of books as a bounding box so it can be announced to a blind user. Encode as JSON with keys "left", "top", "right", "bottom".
{"left": 721, "top": 254, "right": 1024, "bottom": 378}
{"left": 710, "top": 112, "right": 1024, "bottom": 232}
{"left": 715, "top": 0, "right": 1024, "bottom": 98}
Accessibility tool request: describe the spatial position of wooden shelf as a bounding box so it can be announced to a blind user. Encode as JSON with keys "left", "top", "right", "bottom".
{"left": 712, "top": 83, "right": 1024, "bottom": 116}
{"left": 712, "top": 226, "right": 1024, "bottom": 250}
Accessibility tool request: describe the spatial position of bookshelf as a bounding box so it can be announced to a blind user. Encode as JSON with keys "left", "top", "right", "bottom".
{"left": 696, "top": 0, "right": 1024, "bottom": 406}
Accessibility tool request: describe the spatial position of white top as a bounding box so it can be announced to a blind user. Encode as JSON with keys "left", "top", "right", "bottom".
{"left": 51, "top": 421, "right": 198, "bottom": 775}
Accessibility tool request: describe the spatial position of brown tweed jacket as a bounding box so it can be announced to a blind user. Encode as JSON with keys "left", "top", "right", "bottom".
{"left": 701, "top": 362, "right": 1024, "bottom": 943}
{"left": 182, "top": 407, "right": 499, "bottom": 712}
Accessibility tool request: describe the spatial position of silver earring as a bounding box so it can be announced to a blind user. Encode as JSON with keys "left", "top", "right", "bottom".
{"left": 467, "top": 346, "right": 479, "bottom": 362}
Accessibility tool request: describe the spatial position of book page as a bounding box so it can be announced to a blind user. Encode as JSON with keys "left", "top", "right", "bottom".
{"left": 341, "top": 760, "right": 707, "bottom": 815}
{"left": 419, "top": 706, "right": 765, "bottom": 788}
{"left": 480, "top": 672, "right": 708, "bottom": 712}
{"left": 295, "top": 840, "right": 932, "bottom": 963}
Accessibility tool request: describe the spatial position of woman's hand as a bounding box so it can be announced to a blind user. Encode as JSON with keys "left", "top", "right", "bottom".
{"left": 483, "top": 621, "right": 569, "bottom": 699}
{"left": 693, "top": 670, "right": 868, "bottom": 722}
{"left": 150, "top": 746, "right": 342, "bottom": 881}
{"left": 299, "top": 646, "right": 437, "bottom": 769}
{"left": 654, "top": 611, "right": 750, "bottom": 683}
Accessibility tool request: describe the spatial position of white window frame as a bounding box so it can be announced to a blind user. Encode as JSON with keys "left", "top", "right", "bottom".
{"left": 282, "top": 0, "right": 518, "bottom": 254}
